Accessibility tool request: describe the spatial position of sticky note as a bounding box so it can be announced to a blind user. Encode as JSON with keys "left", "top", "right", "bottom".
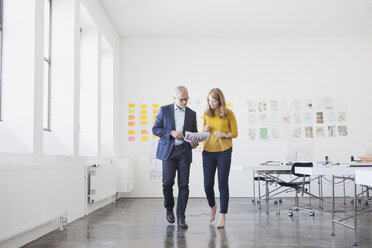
{"left": 140, "top": 104, "right": 147, "bottom": 108}
{"left": 128, "top": 109, "right": 135, "bottom": 114}
{"left": 140, "top": 110, "right": 147, "bottom": 115}
{"left": 128, "top": 130, "right": 135, "bottom": 135}
{"left": 141, "top": 136, "right": 148, "bottom": 141}
{"left": 141, "top": 116, "right": 147, "bottom": 120}
{"left": 128, "top": 122, "right": 135, "bottom": 126}
{"left": 226, "top": 103, "right": 231, "bottom": 108}
{"left": 152, "top": 135, "right": 158, "bottom": 138}
{"left": 128, "top": 115, "right": 135, "bottom": 120}
{"left": 153, "top": 115, "right": 156, "bottom": 120}
{"left": 128, "top": 136, "right": 135, "bottom": 141}
{"left": 141, "top": 130, "right": 148, "bottom": 135}
{"left": 128, "top": 103, "right": 135, "bottom": 108}
{"left": 152, "top": 104, "right": 160, "bottom": 108}
{"left": 153, "top": 109, "right": 159, "bottom": 114}
{"left": 140, "top": 121, "right": 147, "bottom": 125}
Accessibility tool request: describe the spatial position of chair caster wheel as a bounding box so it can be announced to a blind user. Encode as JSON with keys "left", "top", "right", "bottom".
{"left": 288, "top": 211, "right": 293, "bottom": 217}
{"left": 310, "top": 211, "right": 315, "bottom": 217}
{"left": 358, "top": 199, "right": 362, "bottom": 203}
{"left": 279, "top": 199, "right": 282, "bottom": 203}
{"left": 276, "top": 210, "right": 280, "bottom": 215}
{"left": 252, "top": 199, "right": 255, "bottom": 204}
{"left": 257, "top": 200, "right": 260, "bottom": 204}
{"left": 274, "top": 200, "right": 278, "bottom": 204}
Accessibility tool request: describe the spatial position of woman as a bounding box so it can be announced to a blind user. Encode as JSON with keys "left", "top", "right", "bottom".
{"left": 202, "top": 88, "right": 238, "bottom": 228}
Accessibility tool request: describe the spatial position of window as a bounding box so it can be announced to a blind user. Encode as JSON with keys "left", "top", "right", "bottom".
{"left": 43, "top": 0, "right": 52, "bottom": 130}
{"left": 0, "top": 0, "right": 3, "bottom": 121}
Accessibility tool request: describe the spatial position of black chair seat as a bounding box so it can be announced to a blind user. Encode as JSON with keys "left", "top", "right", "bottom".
{"left": 254, "top": 176, "right": 276, "bottom": 183}
{"left": 278, "top": 181, "right": 310, "bottom": 188}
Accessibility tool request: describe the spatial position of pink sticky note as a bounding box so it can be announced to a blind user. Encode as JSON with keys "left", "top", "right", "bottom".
{"left": 128, "top": 136, "right": 135, "bottom": 142}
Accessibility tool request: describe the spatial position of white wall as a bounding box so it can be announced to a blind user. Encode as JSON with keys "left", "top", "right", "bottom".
{"left": 120, "top": 37, "right": 372, "bottom": 197}
{"left": 0, "top": 0, "right": 120, "bottom": 247}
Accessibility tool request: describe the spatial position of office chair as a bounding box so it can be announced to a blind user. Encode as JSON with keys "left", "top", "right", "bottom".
{"left": 276, "top": 162, "right": 314, "bottom": 217}
{"left": 252, "top": 173, "right": 283, "bottom": 205}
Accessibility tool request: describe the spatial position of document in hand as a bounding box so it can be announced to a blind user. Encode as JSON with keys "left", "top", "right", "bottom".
{"left": 184, "top": 131, "right": 210, "bottom": 143}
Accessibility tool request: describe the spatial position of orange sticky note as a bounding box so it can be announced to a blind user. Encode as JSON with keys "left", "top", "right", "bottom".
{"left": 128, "top": 103, "right": 135, "bottom": 108}
{"left": 128, "top": 115, "right": 135, "bottom": 120}
{"left": 153, "top": 109, "right": 159, "bottom": 114}
{"left": 128, "top": 122, "right": 135, "bottom": 126}
{"left": 141, "top": 130, "right": 148, "bottom": 135}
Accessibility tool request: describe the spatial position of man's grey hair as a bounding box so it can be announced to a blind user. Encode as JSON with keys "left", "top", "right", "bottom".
{"left": 174, "top": 85, "right": 188, "bottom": 96}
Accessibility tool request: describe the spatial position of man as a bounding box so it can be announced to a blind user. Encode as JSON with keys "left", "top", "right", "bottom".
{"left": 152, "top": 86, "right": 199, "bottom": 228}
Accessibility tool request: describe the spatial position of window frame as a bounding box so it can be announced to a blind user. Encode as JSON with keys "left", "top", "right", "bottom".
{"left": 0, "top": 0, "right": 4, "bottom": 121}
{"left": 43, "top": 0, "right": 52, "bottom": 131}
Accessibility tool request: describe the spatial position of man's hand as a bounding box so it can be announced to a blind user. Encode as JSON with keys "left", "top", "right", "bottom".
{"left": 204, "top": 125, "right": 211, "bottom": 132}
{"left": 190, "top": 141, "right": 199, "bottom": 148}
{"left": 171, "top": 130, "right": 184, "bottom": 140}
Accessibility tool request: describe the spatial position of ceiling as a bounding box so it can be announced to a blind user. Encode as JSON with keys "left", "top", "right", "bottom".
{"left": 99, "top": 0, "right": 372, "bottom": 37}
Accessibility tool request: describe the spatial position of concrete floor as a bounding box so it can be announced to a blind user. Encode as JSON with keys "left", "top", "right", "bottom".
{"left": 23, "top": 198, "right": 372, "bottom": 248}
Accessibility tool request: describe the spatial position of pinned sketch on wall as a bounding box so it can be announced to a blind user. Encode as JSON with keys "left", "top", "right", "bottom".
{"left": 149, "top": 137, "right": 161, "bottom": 182}
{"left": 246, "top": 97, "right": 348, "bottom": 141}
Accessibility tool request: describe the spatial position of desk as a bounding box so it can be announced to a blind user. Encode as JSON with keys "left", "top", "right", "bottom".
{"left": 295, "top": 164, "right": 372, "bottom": 246}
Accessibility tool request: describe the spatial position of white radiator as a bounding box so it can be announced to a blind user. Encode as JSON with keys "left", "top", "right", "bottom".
{"left": 87, "top": 163, "right": 116, "bottom": 204}
{"left": 0, "top": 163, "right": 67, "bottom": 243}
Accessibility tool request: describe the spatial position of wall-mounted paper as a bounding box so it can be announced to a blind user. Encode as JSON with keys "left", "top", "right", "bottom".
{"left": 128, "top": 103, "right": 135, "bottom": 108}
{"left": 128, "top": 130, "right": 135, "bottom": 135}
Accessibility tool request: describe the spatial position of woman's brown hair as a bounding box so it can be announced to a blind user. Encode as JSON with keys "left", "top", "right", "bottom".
{"left": 205, "top": 88, "right": 228, "bottom": 119}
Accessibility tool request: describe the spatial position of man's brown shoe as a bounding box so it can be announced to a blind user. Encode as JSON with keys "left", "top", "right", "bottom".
{"left": 177, "top": 218, "right": 188, "bottom": 228}
{"left": 166, "top": 210, "right": 175, "bottom": 223}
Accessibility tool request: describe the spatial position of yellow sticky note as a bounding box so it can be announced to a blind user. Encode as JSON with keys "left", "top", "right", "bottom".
{"left": 128, "top": 130, "right": 135, "bottom": 135}
{"left": 153, "top": 109, "right": 159, "bottom": 115}
{"left": 153, "top": 104, "right": 160, "bottom": 108}
{"left": 226, "top": 103, "right": 231, "bottom": 108}
{"left": 128, "top": 103, "right": 135, "bottom": 108}
{"left": 153, "top": 115, "right": 156, "bottom": 120}
{"left": 152, "top": 135, "right": 158, "bottom": 138}
{"left": 140, "top": 110, "right": 147, "bottom": 115}
{"left": 141, "top": 116, "right": 148, "bottom": 121}
{"left": 141, "top": 121, "right": 147, "bottom": 125}
{"left": 141, "top": 136, "right": 148, "bottom": 141}
{"left": 140, "top": 104, "right": 147, "bottom": 108}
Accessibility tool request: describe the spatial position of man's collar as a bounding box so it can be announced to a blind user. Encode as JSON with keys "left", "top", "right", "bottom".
{"left": 174, "top": 103, "right": 185, "bottom": 111}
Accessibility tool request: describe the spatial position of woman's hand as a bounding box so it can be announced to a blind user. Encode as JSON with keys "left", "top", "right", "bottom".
{"left": 214, "top": 131, "right": 227, "bottom": 138}
{"left": 204, "top": 125, "right": 211, "bottom": 132}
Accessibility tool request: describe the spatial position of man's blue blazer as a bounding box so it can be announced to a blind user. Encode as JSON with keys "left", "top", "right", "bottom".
{"left": 152, "top": 103, "right": 198, "bottom": 163}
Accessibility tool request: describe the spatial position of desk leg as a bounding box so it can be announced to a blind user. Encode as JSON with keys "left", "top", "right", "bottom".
{"left": 265, "top": 172, "right": 269, "bottom": 214}
{"left": 343, "top": 176, "right": 346, "bottom": 205}
{"left": 354, "top": 179, "right": 358, "bottom": 246}
{"left": 332, "top": 175, "right": 335, "bottom": 236}
{"left": 258, "top": 172, "right": 262, "bottom": 210}
{"left": 252, "top": 171, "right": 256, "bottom": 205}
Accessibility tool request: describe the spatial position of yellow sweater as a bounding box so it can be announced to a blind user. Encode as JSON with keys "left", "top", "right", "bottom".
{"left": 203, "top": 109, "right": 238, "bottom": 152}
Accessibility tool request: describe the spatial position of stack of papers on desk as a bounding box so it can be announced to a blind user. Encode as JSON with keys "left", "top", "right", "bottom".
{"left": 349, "top": 162, "right": 372, "bottom": 167}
